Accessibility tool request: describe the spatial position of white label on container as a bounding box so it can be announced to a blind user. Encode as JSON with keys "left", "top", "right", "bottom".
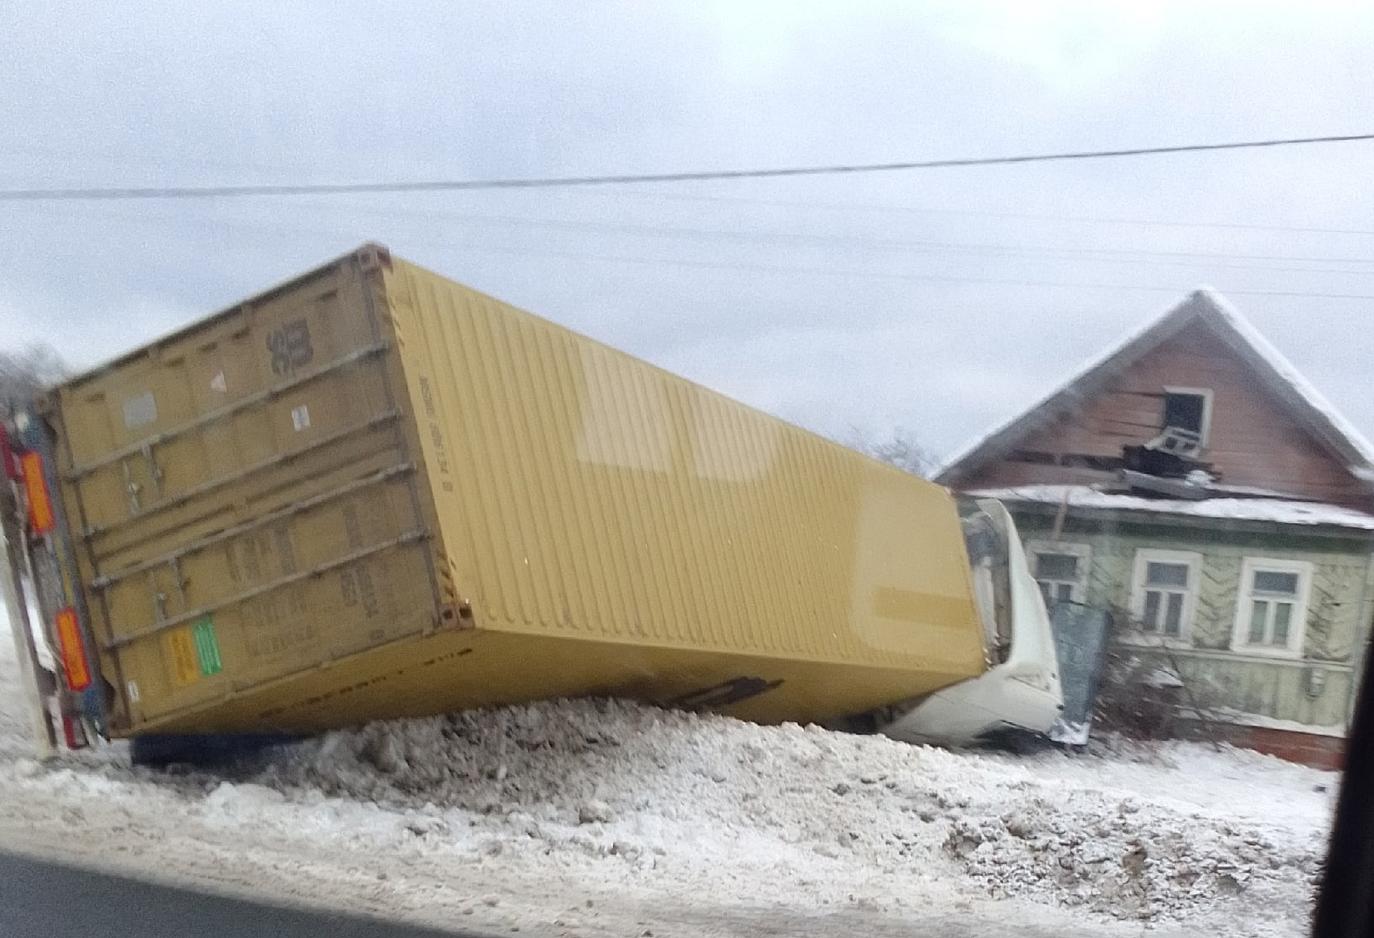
{"left": 122, "top": 390, "right": 157, "bottom": 429}
{"left": 291, "top": 404, "right": 311, "bottom": 431}
{"left": 209, "top": 371, "right": 227, "bottom": 393}
{"left": 126, "top": 680, "right": 141, "bottom": 703}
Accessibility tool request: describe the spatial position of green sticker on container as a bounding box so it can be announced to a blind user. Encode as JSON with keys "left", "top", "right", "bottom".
{"left": 192, "top": 616, "right": 222, "bottom": 677}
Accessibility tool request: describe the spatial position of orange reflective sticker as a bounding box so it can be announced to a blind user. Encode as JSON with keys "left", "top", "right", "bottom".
{"left": 55, "top": 607, "right": 90, "bottom": 691}
{"left": 21, "top": 452, "right": 54, "bottom": 534}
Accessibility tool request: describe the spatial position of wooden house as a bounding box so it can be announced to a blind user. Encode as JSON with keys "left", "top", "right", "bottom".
{"left": 939, "top": 290, "right": 1374, "bottom": 767}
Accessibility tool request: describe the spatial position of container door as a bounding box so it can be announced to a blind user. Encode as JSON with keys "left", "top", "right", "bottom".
{"left": 51, "top": 253, "right": 439, "bottom": 733}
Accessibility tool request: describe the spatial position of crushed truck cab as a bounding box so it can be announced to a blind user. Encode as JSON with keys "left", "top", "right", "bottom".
{"left": 878, "top": 499, "right": 1064, "bottom": 745}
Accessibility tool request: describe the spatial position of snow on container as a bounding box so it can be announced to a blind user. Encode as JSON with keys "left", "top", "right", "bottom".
{"left": 36, "top": 244, "right": 989, "bottom": 738}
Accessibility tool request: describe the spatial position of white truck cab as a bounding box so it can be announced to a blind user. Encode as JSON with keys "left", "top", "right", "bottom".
{"left": 879, "top": 498, "right": 1063, "bottom": 745}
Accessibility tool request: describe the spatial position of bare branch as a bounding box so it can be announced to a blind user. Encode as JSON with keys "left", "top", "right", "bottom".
{"left": 847, "top": 425, "right": 933, "bottom": 478}
{"left": 0, "top": 344, "right": 67, "bottom": 417}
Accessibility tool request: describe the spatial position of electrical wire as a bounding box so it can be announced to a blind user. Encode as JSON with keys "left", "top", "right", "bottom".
{"left": 400, "top": 238, "right": 1374, "bottom": 301}
{"left": 16, "top": 146, "right": 1374, "bottom": 238}
{"left": 3, "top": 132, "right": 1373, "bottom": 202}
{"left": 295, "top": 204, "right": 1374, "bottom": 269}
{"left": 30, "top": 193, "right": 1374, "bottom": 276}
{"left": 605, "top": 190, "right": 1374, "bottom": 238}
{"left": 21, "top": 193, "right": 1374, "bottom": 286}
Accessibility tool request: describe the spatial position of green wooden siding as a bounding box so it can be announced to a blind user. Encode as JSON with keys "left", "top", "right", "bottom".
{"left": 1013, "top": 510, "right": 1374, "bottom": 730}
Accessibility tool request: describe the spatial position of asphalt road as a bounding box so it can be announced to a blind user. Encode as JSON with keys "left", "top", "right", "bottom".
{"left": 0, "top": 850, "right": 495, "bottom": 937}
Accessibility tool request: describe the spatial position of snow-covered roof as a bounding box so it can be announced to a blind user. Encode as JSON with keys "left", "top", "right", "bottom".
{"left": 1200, "top": 288, "right": 1374, "bottom": 466}
{"left": 938, "top": 288, "right": 1374, "bottom": 487}
{"left": 969, "top": 484, "right": 1374, "bottom": 531}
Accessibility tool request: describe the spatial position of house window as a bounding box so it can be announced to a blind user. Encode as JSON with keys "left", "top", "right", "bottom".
{"left": 1162, "top": 387, "right": 1213, "bottom": 446}
{"left": 1027, "top": 541, "right": 1091, "bottom": 608}
{"left": 1130, "top": 549, "right": 1201, "bottom": 639}
{"left": 1232, "top": 558, "right": 1312, "bottom": 656}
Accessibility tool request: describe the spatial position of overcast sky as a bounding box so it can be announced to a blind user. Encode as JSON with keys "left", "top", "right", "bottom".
{"left": 4, "top": 1, "right": 1374, "bottom": 462}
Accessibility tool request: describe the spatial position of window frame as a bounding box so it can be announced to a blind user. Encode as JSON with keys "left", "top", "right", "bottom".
{"left": 1162, "top": 386, "right": 1214, "bottom": 446}
{"left": 1230, "top": 557, "right": 1313, "bottom": 659}
{"left": 1026, "top": 540, "right": 1092, "bottom": 607}
{"left": 1128, "top": 548, "right": 1203, "bottom": 644}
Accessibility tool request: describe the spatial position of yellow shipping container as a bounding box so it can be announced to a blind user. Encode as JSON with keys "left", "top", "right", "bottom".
{"left": 40, "top": 244, "right": 987, "bottom": 738}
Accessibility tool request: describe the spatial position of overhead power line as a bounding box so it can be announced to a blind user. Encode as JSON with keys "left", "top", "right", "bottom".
{"left": 39, "top": 193, "right": 1374, "bottom": 274}
{"left": 612, "top": 190, "right": 1374, "bottom": 238}
{"left": 305, "top": 204, "right": 1374, "bottom": 268}
{"left": 3, "top": 132, "right": 1374, "bottom": 202}
{"left": 18, "top": 142, "right": 1374, "bottom": 237}
{"left": 402, "top": 238, "right": 1374, "bottom": 301}
{"left": 12, "top": 190, "right": 1374, "bottom": 301}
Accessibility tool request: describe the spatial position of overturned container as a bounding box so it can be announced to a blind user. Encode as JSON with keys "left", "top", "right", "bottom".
{"left": 21, "top": 244, "right": 1058, "bottom": 744}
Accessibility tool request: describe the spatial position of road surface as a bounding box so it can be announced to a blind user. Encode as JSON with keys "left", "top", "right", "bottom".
{"left": 0, "top": 850, "right": 495, "bottom": 937}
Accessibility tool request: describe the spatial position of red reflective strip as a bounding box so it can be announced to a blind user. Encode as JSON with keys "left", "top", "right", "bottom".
{"left": 0, "top": 425, "right": 20, "bottom": 480}
{"left": 20, "top": 451, "right": 54, "bottom": 534}
{"left": 55, "top": 607, "right": 91, "bottom": 691}
{"left": 61, "top": 714, "right": 85, "bottom": 750}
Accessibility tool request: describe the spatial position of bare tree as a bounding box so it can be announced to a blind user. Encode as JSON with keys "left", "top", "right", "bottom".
{"left": 848, "top": 425, "right": 933, "bottom": 478}
{"left": 0, "top": 345, "right": 66, "bottom": 418}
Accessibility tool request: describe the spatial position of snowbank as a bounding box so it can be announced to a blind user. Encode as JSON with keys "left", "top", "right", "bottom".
{"left": 0, "top": 605, "right": 1335, "bottom": 937}
{"left": 263, "top": 699, "right": 1328, "bottom": 923}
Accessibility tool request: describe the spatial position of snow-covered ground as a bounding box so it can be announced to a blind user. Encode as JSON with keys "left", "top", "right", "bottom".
{"left": 0, "top": 610, "right": 1334, "bottom": 937}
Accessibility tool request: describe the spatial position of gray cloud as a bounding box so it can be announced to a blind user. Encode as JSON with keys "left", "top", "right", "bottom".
{"left": 3, "top": 1, "right": 1374, "bottom": 459}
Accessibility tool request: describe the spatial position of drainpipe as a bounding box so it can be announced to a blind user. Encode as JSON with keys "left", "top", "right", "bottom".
{"left": 1051, "top": 487, "right": 1071, "bottom": 540}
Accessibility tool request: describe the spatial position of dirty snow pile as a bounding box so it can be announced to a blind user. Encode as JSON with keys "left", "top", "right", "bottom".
{"left": 261, "top": 698, "right": 1329, "bottom": 924}
{"left": 0, "top": 602, "right": 1335, "bottom": 937}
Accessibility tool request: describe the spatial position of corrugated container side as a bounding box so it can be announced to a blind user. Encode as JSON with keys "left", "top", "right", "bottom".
{"left": 40, "top": 245, "right": 990, "bottom": 737}
{"left": 383, "top": 259, "right": 986, "bottom": 675}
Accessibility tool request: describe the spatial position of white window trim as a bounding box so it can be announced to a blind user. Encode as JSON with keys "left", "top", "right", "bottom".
{"left": 1162, "top": 386, "right": 1214, "bottom": 446}
{"left": 1230, "top": 557, "right": 1313, "bottom": 659}
{"left": 1026, "top": 540, "right": 1092, "bottom": 604}
{"left": 1127, "top": 548, "right": 1202, "bottom": 645}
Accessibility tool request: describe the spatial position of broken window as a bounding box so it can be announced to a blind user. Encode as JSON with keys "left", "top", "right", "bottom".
{"left": 1130, "top": 549, "right": 1201, "bottom": 639}
{"left": 1161, "top": 388, "right": 1212, "bottom": 446}
{"left": 1234, "top": 558, "right": 1311, "bottom": 654}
